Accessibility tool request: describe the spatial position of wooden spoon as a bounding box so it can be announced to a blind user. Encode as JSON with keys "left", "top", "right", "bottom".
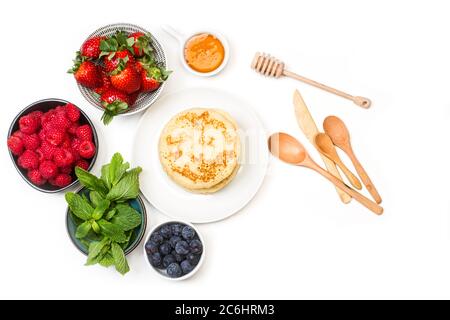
{"left": 268, "top": 132, "right": 383, "bottom": 215}
{"left": 315, "top": 133, "right": 362, "bottom": 190}
{"left": 323, "top": 116, "right": 382, "bottom": 204}
{"left": 251, "top": 52, "right": 371, "bottom": 108}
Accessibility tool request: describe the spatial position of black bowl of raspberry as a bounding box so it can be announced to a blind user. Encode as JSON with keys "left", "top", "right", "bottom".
{"left": 7, "top": 98, "right": 99, "bottom": 193}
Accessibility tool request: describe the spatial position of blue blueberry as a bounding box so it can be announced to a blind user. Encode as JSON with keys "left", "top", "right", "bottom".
{"left": 169, "top": 236, "right": 182, "bottom": 248}
{"left": 171, "top": 223, "right": 183, "bottom": 236}
{"left": 149, "top": 252, "right": 163, "bottom": 269}
{"left": 189, "top": 239, "right": 203, "bottom": 254}
{"left": 166, "top": 262, "right": 182, "bottom": 278}
{"left": 145, "top": 240, "right": 159, "bottom": 254}
{"left": 159, "top": 242, "right": 172, "bottom": 255}
{"left": 160, "top": 225, "right": 172, "bottom": 239}
{"left": 175, "top": 240, "right": 190, "bottom": 255}
{"left": 186, "top": 253, "right": 201, "bottom": 266}
{"left": 150, "top": 232, "right": 164, "bottom": 245}
{"left": 180, "top": 260, "right": 194, "bottom": 274}
{"left": 172, "top": 250, "right": 185, "bottom": 262}
{"left": 163, "top": 254, "right": 176, "bottom": 268}
{"left": 182, "top": 226, "right": 196, "bottom": 240}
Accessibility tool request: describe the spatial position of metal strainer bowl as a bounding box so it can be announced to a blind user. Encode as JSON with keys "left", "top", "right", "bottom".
{"left": 77, "top": 23, "right": 167, "bottom": 116}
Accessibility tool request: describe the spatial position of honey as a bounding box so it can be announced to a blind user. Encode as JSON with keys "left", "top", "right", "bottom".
{"left": 184, "top": 33, "right": 225, "bottom": 73}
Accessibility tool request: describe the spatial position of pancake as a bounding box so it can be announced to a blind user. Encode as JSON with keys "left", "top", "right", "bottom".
{"left": 159, "top": 108, "right": 240, "bottom": 192}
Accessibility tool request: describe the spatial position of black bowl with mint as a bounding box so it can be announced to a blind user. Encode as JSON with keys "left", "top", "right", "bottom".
{"left": 65, "top": 152, "right": 146, "bottom": 275}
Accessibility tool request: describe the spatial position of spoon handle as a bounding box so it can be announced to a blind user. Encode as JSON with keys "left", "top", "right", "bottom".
{"left": 347, "top": 151, "right": 382, "bottom": 204}
{"left": 308, "top": 161, "right": 383, "bottom": 215}
{"left": 335, "top": 160, "right": 362, "bottom": 190}
{"left": 161, "top": 25, "right": 184, "bottom": 43}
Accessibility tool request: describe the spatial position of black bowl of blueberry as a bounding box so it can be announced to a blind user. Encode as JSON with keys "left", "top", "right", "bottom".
{"left": 144, "top": 221, "right": 204, "bottom": 280}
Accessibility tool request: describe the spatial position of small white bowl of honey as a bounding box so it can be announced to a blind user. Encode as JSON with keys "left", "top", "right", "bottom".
{"left": 162, "top": 25, "right": 230, "bottom": 77}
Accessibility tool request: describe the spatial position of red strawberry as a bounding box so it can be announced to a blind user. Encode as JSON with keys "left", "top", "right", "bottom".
{"left": 40, "top": 141, "right": 56, "bottom": 160}
{"left": 128, "top": 32, "right": 151, "bottom": 57}
{"left": 53, "top": 148, "right": 74, "bottom": 167}
{"left": 7, "top": 136, "right": 24, "bottom": 156}
{"left": 51, "top": 174, "right": 72, "bottom": 187}
{"left": 27, "top": 169, "right": 46, "bottom": 186}
{"left": 65, "top": 103, "right": 81, "bottom": 122}
{"left": 76, "top": 125, "right": 93, "bottom": 141}
{"left": 19, "top": 115, "right": 40, "bottom": 134}
{"left": 22, "top": 133, "right": 41, "bottom": 151}
{"left": 81, "top": 36, "right": 105, "bottom": 59}
{"left": 94, "top": 69, "right": 112, "bottom": 95}
{"left": 140, "top": 65, "right": 169, "bottom": 92}
{"left": 110, "top": 64, "right": 141, "bottom": 94}
{"left": 75, "top": 159, "right": 90, "bottom": 171}
{"left": 46, "top": 129, "right": 65, "bottom": 146}
{"left": 39, "top": 160, "right": 58, "bottom": 179}
{"left": 68, "top": 53, "right": 102, "bottom": 89}
{"left": 103, "top": 50, "right": 135, "bottom": 73}
{"left": 18, "top": 150, "right": 39, "bottom": 169}
{"left": 60, "top": 166, "right": 73, "bottom": 174}
{"left": 99, "top": 89, "right": 130, "bottom": 124}
{"left": 78, "top": 141, "right": 96, "bottom": 159}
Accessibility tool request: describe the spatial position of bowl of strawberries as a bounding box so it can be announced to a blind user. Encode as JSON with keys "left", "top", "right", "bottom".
{"left": 7, "top": 99, "right": 98, "bottom": 193}
{"left": 68, "top": 23, "right": 170, "bottom": 125}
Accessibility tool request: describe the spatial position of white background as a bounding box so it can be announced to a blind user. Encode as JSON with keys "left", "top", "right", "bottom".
{"left": 1, "top": 0, "right": 449, "bottom": 300}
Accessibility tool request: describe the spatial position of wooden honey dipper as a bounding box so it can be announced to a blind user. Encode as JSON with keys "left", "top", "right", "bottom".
{"left": 251, "top": 52, "right": 371, "bottom": 108}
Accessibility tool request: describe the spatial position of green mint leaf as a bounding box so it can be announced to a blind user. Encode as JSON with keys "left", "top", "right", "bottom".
{"left": 75, "top": 221, "right": 92, "bottom": 239}
{"left": 111, "top": 242, "right": 130, "bottom": 275}
{"left": 92, "top": 199, "right": 111, "bottom": 220}
{"left": 75, "top": 167, "right": 108, "bottom": 197}
{"left": 101, "top": 153, "right": 130, "bottom": 189}
{"left": 106, "top": 167, "right": 142, "bottom": 202}
{"left": 85, "top": 238, "right": 110, "bottom": 266}
{"left": 120, "top": 230, "right": 134, "bottom": 250}
{"left": 92, "top": 220, "right": 100, "bottom": 233}
{"left": 99, "top": 253, "right": 115, "bottom": 267}
{"left": 89, "top": 191, "right": 104, "bottom": 208}
{"left": 111, "top": 204, "right": 141, "bottom": 231}
{"left": 98, "top": 219, "right": 127, "bottom": 243}
{"left": 105, "top": 208, "right": 117, "bottom": 220}
{"left": 65, "top": 192, "right": 94, "bottom": 220}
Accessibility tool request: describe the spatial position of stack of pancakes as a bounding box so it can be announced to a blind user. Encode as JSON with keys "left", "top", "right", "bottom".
{"left": 159, "top": 108, "right": 240, "bottom": 193}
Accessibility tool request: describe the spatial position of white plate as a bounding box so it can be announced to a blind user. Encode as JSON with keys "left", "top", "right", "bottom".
{"left": 132, "top": 87, "right": 268, "bottom": 223}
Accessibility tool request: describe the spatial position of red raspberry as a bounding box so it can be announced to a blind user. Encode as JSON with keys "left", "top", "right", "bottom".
{"left": 38, "top": 129, "right": 47, "bottom": 141}
{"left": 78, "top": 141, "right": 96, "bottom": 159}
{"left": 40, "top": 141, "right": 56, "bottom": 160}
{"left": 7, "top": 136, "right": 24, "bottom": 156}
{"left": 61, "top": 136, "right": 71, "bottom": 149}
{"left": 68, "top": 122, "right": 79, "bottom": 135}
{"left": 65, "top": 103, "right": 81, "bottom": 122}
{"left": 35, "top": 148, "right": 45, "bottom": 162}
{"left": 76, "top": 125, "right": 93, "bottom": 141}
{"left": 27, "top": 169, "right": 46, "bottom": 186}
{"left": 75, "top": 159, "right": 89, "bottom": 171}
{"left": 55, "top": 105, "right": 66, "bottom": 113}
{"left": 22, "top": 133, "right": 41, "bottom": 151}
{"left": 71, "top": 138, "right": 81, "bottom": 152}
{"left": 52, "top": 112, "right": 71, "bottom": 131}
{"left": 60, "top": 166, "right": 73, "bottom": 174}
{"left": 12, "top": 130, "right": 24, "bottom": 139}
{"left": 39, "top": 160, "right": 58, "bottom": 179}
{"left": 46, "top": 129, "right": 65, "bottom": 146}
{"left": 53, "top": 148, "right": 74, "bottom": 167}
{"left": 19, "top": 115, "right": 40, "bottom": 134}
{"left": 51, "top": 174, "right": 72, "bottom": 187}
{"left": 29, "top": 111, "right": 44, "bottom": 121}
{"left": 18, "top": 150, "right": 39, "bottom": 169}
{"left": 41, "top": 110, "right": 56, "bottom": 125}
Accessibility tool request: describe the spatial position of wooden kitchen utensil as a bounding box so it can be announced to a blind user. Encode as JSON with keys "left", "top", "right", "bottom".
{"left": 252, "top": 53, "right": 371, "bottom": 109}
{"left": 293, "top": 90, "right": 351, "bottom": 203}
{"left": 268, "top": 132, "right": 383, "bottom": 215}
{"left": 315, "top": 133, "right": 362, "bottom": 190}
{"left": 323, "top": 116, "right": 382, "bottom": 204}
